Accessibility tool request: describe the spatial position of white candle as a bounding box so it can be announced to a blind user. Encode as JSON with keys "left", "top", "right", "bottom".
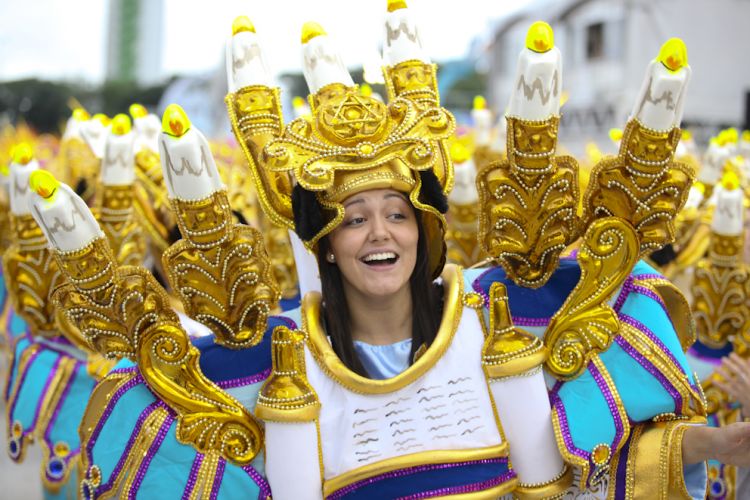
{"left": 226, "top": 16, "right": 273, "bottom": 91}
{"left": 448, "top": 144, "right": 478, "bottom": 205}
{"left": 9, "top": 143, "right": 40, "bottom": 216}
{"left": 382, "top": 0, "right": 431, "bottom": 66}
{"left": 301, "top": 22, "right": 354, "bottom": 94}
{"left": 130, "top": 104, "right": 161, "bottom": 153}
{"left": 711, "top": 173, "right": 743, "bottom": 236}
{"left": 101, "top": 114, "right": 136, "bottom": 186}
{"left": 29, "top": 171, "right": 103, "bottom": 252}
{"left": 630, "top": 38, "right": 690, "bottom": 131}
{"left": 472, "top": 96, "right": 494, "bottom": 147}
{"left": 158, "top": 104, "right": 225, "bottom": 201}
{"left": 81, "top": 115, "right": 111, "bottom": 159}
{"left": 506, "top": 21, "right": 562, "bottom": 121}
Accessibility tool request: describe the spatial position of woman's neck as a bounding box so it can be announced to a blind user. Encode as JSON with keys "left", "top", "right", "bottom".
{"left": 344, "top": 284, "right": 413, "bottom": 346}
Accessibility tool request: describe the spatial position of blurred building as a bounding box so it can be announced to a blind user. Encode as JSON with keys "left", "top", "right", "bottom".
{"left": 484, "top": 0, "right": 750, "bottom": 153}
{"left": 106, "top": 0, "right": 164, "bottom": 85}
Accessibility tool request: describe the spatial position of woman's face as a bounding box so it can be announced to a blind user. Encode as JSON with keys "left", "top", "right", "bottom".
{"left": 328, "top": 188, "right": 419, "bottom": 301}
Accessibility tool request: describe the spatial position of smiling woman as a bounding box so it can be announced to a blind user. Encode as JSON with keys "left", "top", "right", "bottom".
{"left": 317, "top": 188, "right": 442, "bottom": 377}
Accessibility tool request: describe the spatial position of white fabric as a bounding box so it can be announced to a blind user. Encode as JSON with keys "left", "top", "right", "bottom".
{"left": 382, "top": 8, "right": 430, "bottom": 66}
{"left": 264, "top": 422, "right": 323, "bottom": 500}
{"left": 158, "top": 128, "right": 225, "bottom": 201}
{"left": 133, "top": 114, "right": 161, "bottom": 153}
{"left": 290, "top": 230, "right": 322, "bottom": 296}
{"left": 472, "top": 108, "right": 494, "bottom": 146}
{"left": 489, "top": 369, "right": 564, "bottom": 485}
{"left": 81, "top": 119, "right": 109, "bottom": 159}
{"left": 506, "top": 46, "right": 562, "bottom": 121}
{"left": 101, "top": 132, "right": 136, "bottom": 186}
{"left": 31, "top": 183, "right": 103, "bottom": 252}
{"left": 9, "top": 159, "right": 39, "bottom": 215}
{"left": 700, "top": 142, "right": 726, "bottom": 185}
{"left": 630, "top": 61, "right": 690, "bottom": 131}
{"left": 302, "top": 35, "right": 354, "bottom": 94}
{"left": 305, "top": 305, "right": 504, "bottom": 480}
{"left": 226, "top": 30, "right": 272, "bottom": 91}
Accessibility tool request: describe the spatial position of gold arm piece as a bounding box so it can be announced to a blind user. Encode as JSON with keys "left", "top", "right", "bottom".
{"left": 476, "top": 116, "right": 580, "bottom": 289}
{"left": 52, "top": 236, "right": 263, "bottom": 465}
{"left": 96, "top": 185, "right": 147, "bottom": 267}
{"left": 482, "top": 282, "right": 546, "bottom": 378}
{"left": 226, "top": 85, "right": 294, "bottom": 229}
{"left": 544, "top": 217, "right": 639, "bottom": 380}
{"left": 255, "top": 325, "right": 320, "bottom": 422}
{"left": 162, "top": 190, "right": 280, "bottom": 348}
{"left": 132, "top": 148, "right": 175, "bottom": 252}
{"left": 582, "top": 119, "right": 695, "bottom": 256}
{"left": 3, "top": 214, "right": 67, "bottom": 339}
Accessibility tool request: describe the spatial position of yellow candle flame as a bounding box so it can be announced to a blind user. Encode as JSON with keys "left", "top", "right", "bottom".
{"left": 11, "top": 143, "right": 34, "bottom": 165}
{"left": 162, "top": 104, "right": 191, "bottom": 138}
{"left": 29, "top": 170, "right": 59, "bottom": 201}
{"left": 301, "top": 22, "right": 326, "bottom": 44}
{"left": 657, "top": 38, "right": 687, "bottom": 72}
{"left": 232, "top": 16, "right": 256, "bottom": 35}
{"left": 129, "top": 103, "right": 148, "bottom": 119}
{"left": 525, "top": 21, "right": 554, "bottom": 53}
{"left": 111, "top": 114, "right": 132, "bottom": 136}
{"left": 387, "top": 0, "right": 408, "bottom": 12}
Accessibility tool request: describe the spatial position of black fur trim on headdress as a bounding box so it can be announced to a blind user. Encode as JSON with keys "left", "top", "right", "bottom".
{"left": 292, "top": 184, "right": 327, "bottom": 242}
{"left": 419, "top": 170, "right": 449, "bottom": 214}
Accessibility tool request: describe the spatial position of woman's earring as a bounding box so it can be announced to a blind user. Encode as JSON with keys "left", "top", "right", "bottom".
{"left": 327, "top": 253, "right": 336, "bottom": 263}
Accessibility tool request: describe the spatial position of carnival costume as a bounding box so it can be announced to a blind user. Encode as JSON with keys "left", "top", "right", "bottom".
{"left": 17, "top": 3, "right": 713, "bottom": 500}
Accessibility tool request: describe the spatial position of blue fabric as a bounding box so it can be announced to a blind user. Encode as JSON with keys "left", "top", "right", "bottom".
{"left": 557, "top": 368, "right": 617, "bottom": 452}
{"left": 690, "top": 337, "right": 733, "bottom": 359}
{"left": 46, "top": 362, "right": 96, "bottom": 451}
{"left": 683, "top": 461, "right": 708, "bottom": 500}
{"left": 10, "top": 346, "right": 59, "bottom": 431}
{"left": 354, "top": 338, "right": 412, "bottom": 379}
{"left": 473, "top": 259, "right": 581, "bottom": 318}
{"left": 337, "top": 460, "right": 511, "bottom": 499}
{"left": 195, "top": 316, "right": 292, "bottom": 382}
{"left": 134, "top": 419, "right": 195, "bottom": 500}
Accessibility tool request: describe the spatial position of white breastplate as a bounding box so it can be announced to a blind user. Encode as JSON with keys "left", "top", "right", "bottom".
{"left": 304, "top": 306, "right": 504, "bottom": 479}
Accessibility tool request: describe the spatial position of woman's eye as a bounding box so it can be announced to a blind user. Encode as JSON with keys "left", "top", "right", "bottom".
{"left": 346, "top": 217, "right": 365, "bottom": 226}
{"left": 388, "top": 213, "right": 406, "bottom": 221}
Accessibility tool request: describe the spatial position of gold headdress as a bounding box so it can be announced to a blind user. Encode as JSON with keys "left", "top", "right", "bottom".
{"left": 226, "top": 6, "right": 454, "bottom": 277}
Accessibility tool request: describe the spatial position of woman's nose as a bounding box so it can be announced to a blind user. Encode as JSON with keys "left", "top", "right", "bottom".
{"left": 368, "top": 215, "right": 390, "bottom": 241}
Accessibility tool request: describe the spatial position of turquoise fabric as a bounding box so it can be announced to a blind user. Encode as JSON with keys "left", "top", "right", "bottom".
{"left": 619, "top": 290, "right": 695, "bottom": 383}
{"left": 11, "top": 347, "right": 59, "bottom": 431}
{"left": 354, "top": 338, "right": 412, "bottom": 379}
{"left": 599, "top": 341, "right": 675, "bottom": 421}
{"left": 557, "top": 368, "right": 616, "bottom": 452}
{"left": 7, "top": 310, "right": 29, "bottom": 345}
{"left": 92, "top": 381, "right": 157, "bottom": 486}
{"left": 134, "top": 419, "right": 194, "bottom": 500}
{"left": 46, "top": 362, "right": 96, "bottom": 449}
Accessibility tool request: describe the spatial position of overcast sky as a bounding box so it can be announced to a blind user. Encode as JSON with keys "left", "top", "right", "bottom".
{"left": 0, "top": 0, "right": 532, "bottom": 84}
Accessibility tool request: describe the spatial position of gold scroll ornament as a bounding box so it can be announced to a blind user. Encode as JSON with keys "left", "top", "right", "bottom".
{"left": 544, "top": 217, "right": 639, "bottom": 380}
{"left": 52, "top": 236, "right": 263, "bottom": 465}
{"left": 95, "top": 185, "right": 146, "bottom": 267}
{"left": 582, "top": 119, "right": 695, "bottom": 256}
{"left": 162, "top": 189, "right": 281, "bottom": 349}
{"left": 477, "top": 116, "right": 580, "bottom": 288}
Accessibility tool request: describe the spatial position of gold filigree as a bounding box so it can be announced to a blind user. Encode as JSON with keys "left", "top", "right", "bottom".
{"left": 544, "top": 217, "right": 639, "bottom": 380}
{"left": 263, "top": 225, "right": 299, "bottom": 300}
{"left": 476, "top": 116, "right": 580, "bottom": 288}
{"left": 582, "top": 119, "right": 695, "bottom": 256}
{"left": 133, "top": 148, "right": 175, "bottom": 252}
{"left": 255, "top": 326, "right": 320, "bottom": 422}
{"left": 52, "top": 236, "right": 263, "bottom": 465}
{"left": 691, "top": 234, "right": 749, "bottom": 350}
{"left": 3, "top": 214, "right": 64, "bottom": 339}
{"left": 95, "top": 185, "right": 146, "bottom": 267}
{"left": 482, "top": 282, "right": 547, "bottom": 379}
{"left": 163, "top": 190, "right": 280, "bottom": 348}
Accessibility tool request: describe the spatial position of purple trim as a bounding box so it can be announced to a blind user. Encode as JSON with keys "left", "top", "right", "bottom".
{"left": 548, "top": 385, "right": 591, "bottom": 464}
{"left": 631, "top": 273, "right": 664, "bottom": 281}
{"left": 97, "top": 399, "right": 161, "bottom": 496}
{"left": 614, "top": 336, "right": 682, "bottom": 412}
{"left": 395, "top": 470, "right": 517, "bottom": 500}
{"left": 128, "top": 403, "right": 174, "bottom": 499}
{"left": 7, "top": 348, "right": 43, "bottom": 434}
{"left": 327, "top": 458, "right": 510, "bottom": 500}
{"left": 242, "top": 464, "right": 272, "bottom": 500}
{"left": 618, "top": 313, "right": 683, "bottom": 370}
{"left": 182, "top": 453, "right": 205, "bottom": 500}
{"left": 86, "top": 372, "right": 144, "bottom": 459}
{"left": 216, "top": 368, "right": 271, "bottom": 390}
{"left": 587, "top": 361, "right": 625, "bottom": 452}
{"left": 629, "top": 283, "right": 671, "bottom": 320}
{"left": 108, "top": 366, "right": 139, "bottom": 376}
{"left": 210, "top": 457, "right": 227, "bottom": 500}
{"left": 471, "top": 268, "right": 495, "bottom": 307}
{"left": 44, "top": 361, "right": 84, "bottom": 460}
{"left": 613, "top": 277, "right": 634, "bottom": 313}
{"left": 3, "top": 336, "right": 29, "bottom": 402}
{"left": 30, "top": 356, "right": 63, "bottom": 434}
{"left": 277, "top": 316, "right": 298, "bottom": 330}
{"left": 512, "top": 317, "right": 550, "bottom": 327}
{"left": 614, "top": 430, "right": 632, "bottom": 500}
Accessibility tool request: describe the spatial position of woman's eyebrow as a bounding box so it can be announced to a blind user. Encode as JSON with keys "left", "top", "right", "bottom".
{"left": 383, "top": 193, "right": 408, "bottom": 202}
{"left": 344, "top": 197, "right": 365, "bottom": 208}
